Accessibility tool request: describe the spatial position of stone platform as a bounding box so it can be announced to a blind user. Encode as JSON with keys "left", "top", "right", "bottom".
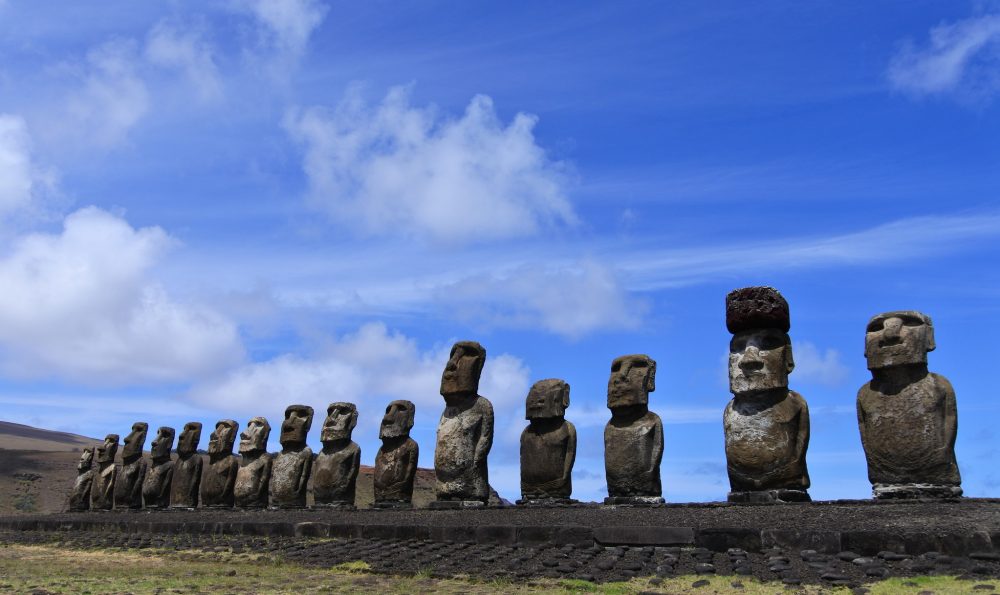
{"left": 2, "top": 498, "right": 999, "bottom": 556}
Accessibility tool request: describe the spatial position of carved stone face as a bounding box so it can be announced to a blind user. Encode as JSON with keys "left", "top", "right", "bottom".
{"left": 280, "top": 405, "right": 313, "bottom": 447}
{"left": 77, "top": 447, "right": 94, "bottom": 472}
{"left": 440, "top": 341, "right": 486, "bottom": 401}
{"left": 729, "top": 328, "right": 794, "bottom": 395}
{"left": 121, "top": 422, "right": 148, "bottom": 459}
{"left": 239, "top": 417, "right": 270, "bottom": 454}
{"left": 150, "top": 427, "right": 175, "bottom": 461}
{"left": 865, "top": 310, "right": 934, "bottom": 370}
{"left": 208, "top": 420, "right": 238, "bottom": 455}
{"left": 526, "top": 379, "right": 570, "bottom": 420}
{"left": 380, "top": 400, "right": 414, "bottom": 440}
{"left": 607, "top": 354, "right": 656, "bottom": 409}
{"left": 96, "top": 434, "right": 119, "bottom": 464}
{"left": 321, "top": 402, "right": 358, "bottom": 443}
{"left": 177, "top": 422, "right": 202, "bottom": 456}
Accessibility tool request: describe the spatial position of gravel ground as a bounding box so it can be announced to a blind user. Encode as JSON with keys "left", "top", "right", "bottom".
{"left": 0, "top": 529, "right": 998, "bottom": 587}
{"left": 13, "top": 498, "right": 1000, "bottom": 534}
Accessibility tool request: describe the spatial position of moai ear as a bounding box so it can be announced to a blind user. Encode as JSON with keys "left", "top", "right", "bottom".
{"left": 646, "top": 360, "right": 656, "bottom": 393}
{"left": 561, "top": 382, "right": 571, "bottom": 409}
{"left": 925, "top": 316, "right": 936, "bottom": 352}
{"left": 349, "top": 409, "right": 359, "bottom": 431}
{"left": 785, "top": 343, "right": 795, "bottom": 374}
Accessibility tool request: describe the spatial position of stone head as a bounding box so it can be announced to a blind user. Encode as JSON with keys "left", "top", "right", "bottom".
{"left": 280, "top": 404, "right": 314, "bottom": 447}
{"left": 440, "top": 341, "right": 486, "bottom": 403}
{"left": 121, "top": 422, "right": 148, "bottom": 460}
{"left": 380, "top": 399, "right": 415, "bottom": 440}
{"left": 607, "top": 354, "right": 656, "bottom": 409}
{"left": 96, "top": 434, "right": 119, "bottom": 464}
{"left": 321, "top": 402, "right": 358, "bottom": 443}
{"left": 726, "top": 286, "right": 794, "bottom": 396}
{"left": 864, "top": 310, "right": 935, "bottom": 371}
{"left": 208, "top": 419, "right": 239, "bottom": 456}
{"left": 77, "top": 447, "right": 94, "bottom": 473}
{"left": 239, "top": 417, "right": 270, "bottom": 454}
{"left": 526, "top": 378, "right": 570, "bottom": 420}
{"left": 177, "top": 422, "right": 203, "bottom": 456}
{"left": 150, "top": 427, "right": 175, "bottom": 461}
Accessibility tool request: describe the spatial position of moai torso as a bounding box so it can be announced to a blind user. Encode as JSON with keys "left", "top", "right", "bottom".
{"left": 857, "top": 311, "right": 961, "bottom": 498}
{"left": 520, "top": 378, "right": 576, "bottom": 501}
{"left": 604, "top": 410, "right": 663, "bottom": 497}
{"left": 234, "top": 416, "right": 272, "bottom": 508}
{"left": 314, "top": 402, "right": 361, "bottom": 506}
{"left": 434, "top": 341, "right": 494, "bottom": 503}
{"left": 90, "top": 435, "right": 119, "bottom": 510}
{"left": 201, "top": 420, "right": 239, "bottom": 508}
{"left": 374, "top": 438, "right": 418, "bottom": 503}
{"left": 170, "top": 422, "right": 203, "bottom": 508}
{"left": 114, "top": 422, "right": 148, "bottom": 509}
{"left": 142, "top": 426, "right": 175, "bottom": 509}
{"left": 724, "top": 391, "right": 810, "bottom": 491}
{"left": 270, "top": 405, "right": 314, "bottom": 508}
{"left": 68, "top": 448, "right": 95, "bottom": 512}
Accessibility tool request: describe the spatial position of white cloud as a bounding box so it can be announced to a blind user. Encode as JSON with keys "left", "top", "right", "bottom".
{"left": 189, "top": 322, "right": 531, "bottom": 423}
{"left": 888, "top": 13, "right": 1000, "bottom": 98}
{"left": 284, "top": 86, "right": 576, "bottom": 244}
{"left": 792, "top": 341, "right": 849, "bottom": 388}
{"left": 438, "top": 259, "right": 645, "bottom": 338}
{"left": 236, "top": 0, "right": 328, "bottom": 67}
{"left": 0, "top": 207, "right": 243, "bottom": 384}
{"left": 145, "top": 21, "right": 222, "bottom": 103}
{"left": 62, "top": 40, "right": 150, "bottom": 149}
{"left": 0, "top": 114, "right": 55, "bottom": 217}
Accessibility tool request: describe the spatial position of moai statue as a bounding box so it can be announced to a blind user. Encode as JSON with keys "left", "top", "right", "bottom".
{"left": 519, "top": 379, "right": 577, "bottom": 506}
{"left": 114, "top": 422, "right": 148, "bottom": 509}
{"left": 234, "top": 417, "right": 272, "bottom": 508}
{"left": 857, "top": 311, "right": 961, "bottom": 499}
{"left": 373, "top": 400, "right": 419, "bottom": 508}
{"left": 313, "top": 402, "right": 361, "bottom": 509}
{"left": 67, "top": 447, "right": 95, "bottom": 512}
{"left": 142, "top": 427, "right": 175, "bottom": 509}
{"left": 433, "top": 341, "right": 494, "bottom": 508}
{"left": 604, "top": 354, "right": 664, "bottom": 505}
{"left": 270, "top": 404, "right": 314, "bottom": 509}
{"left": 90, "top": 434, "right": 119, "bottom": 510}
{"left": 724, "top": 286, "right": 811, "bottom": 503}
{"left": 200, "top": 420, "right": 240, "bottom": 508}
{"left": 170, "top": 422, "right": 203, "bottom": 509}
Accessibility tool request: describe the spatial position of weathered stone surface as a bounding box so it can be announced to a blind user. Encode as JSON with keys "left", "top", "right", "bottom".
{"left": 374, "top": 400, "right": 418, "bottom": 506}
{"left": 857, "top": 311, "right": 962, "bottom": 499}
{"left": 234, "top": 417, "right": 271, "bottom": 509}
{"left": 114, "top": 422, "right": 148, "bottom": 510}
{"left": 67, "top": 447, "right": 95, "bottom": 512}
{"left": 434, "top": 341, "right": 494, "bottom": 503}
{"left": 604, "top": 354, "right": 663, "bottom": 503}
{"left": 269, "top": 405, "right": 313, "bottom": 509}
{"left": 313, "top": 402, "right": 360, "bottom": 508}
{"left": 141, "top": 427, "right": 175, "bottom": 509}
{"left": 170, "top": 422, "right": 202, "bottom": 509}
{"left": 90, "top": 434, "right": 119, "bottom": 510}
{"left": 201, "top": 420, "right": 239, "bottom": 508}
{"left": 724, "top": 287, "right": 810, "bottom": 502}
{"left": 520, "top": 379, "right": 576, "bottom": 502}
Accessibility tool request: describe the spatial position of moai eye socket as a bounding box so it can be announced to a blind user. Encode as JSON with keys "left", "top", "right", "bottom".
{"left": 867, "top": 318, "right": 885, "bottom": 333}
{"left": 611, "top": 361, "right": 621, "bottom": 372}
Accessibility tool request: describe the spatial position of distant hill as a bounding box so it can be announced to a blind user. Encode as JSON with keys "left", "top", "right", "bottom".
{"left": 0, "top": 420, "right": 440, "bottom": 513}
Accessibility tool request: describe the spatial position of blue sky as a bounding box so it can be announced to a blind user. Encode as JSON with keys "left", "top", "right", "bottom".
{"left": 0, "top": 0, "right": 998, "bottom": 503}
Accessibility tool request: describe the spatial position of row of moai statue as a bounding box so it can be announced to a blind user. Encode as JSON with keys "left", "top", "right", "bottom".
{"left": 68, "top": 286, "right": 962, "bottom": 510}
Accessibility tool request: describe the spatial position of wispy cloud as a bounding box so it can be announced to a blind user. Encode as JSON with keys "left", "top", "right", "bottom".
{"left": 234, "top": 0, "right": 328, "bottom": 74}
{"left": 0, "top": 115, "right": 56, "bottom": 219}
{"left": 888, "top": 13, "right": 1000, "bottom": 100}
{"left": 793, "top": 341, "right": 850, "bottom": 388}
{"left": 145, "top": 20, "right": 223, "bottom": 103}
{"left": 284, "top": 85, "right": 576, "bottom": 244}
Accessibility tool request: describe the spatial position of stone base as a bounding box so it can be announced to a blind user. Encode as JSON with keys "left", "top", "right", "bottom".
{"left": 516, "top": 498, "right": 579, "bottom": 507}
{"left": 312, "top": 502, "right": 356, "bottom": 510}
{"left": 202, "top": 504, "right": 234, "bottom": 510}
{"left": 166, "top": 506, "right": 197, "bottom": 511}
{"left": 728, "top": 489, "right": 811, "bottom": 504}
{"left": 372, "top": 501, "right": 412, "bottom": 509}
{"left": 267, "top": 505, "right": 308, "bottom": 511}
{"left": 873, "top": 483, "right": 963, "bottom": 500}
{"left": 429, "top": 500, "right": 487, "bottom": 509}
{"left": 603, "top": 496, "right": 665, "bottom": 506}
